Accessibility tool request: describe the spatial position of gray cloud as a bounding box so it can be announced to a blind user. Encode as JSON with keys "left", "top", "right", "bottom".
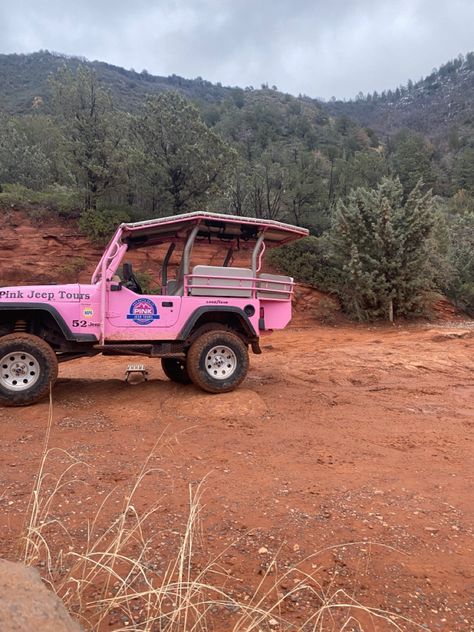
{"left": 1, "top": 0, "right": 473, "bottom": 98}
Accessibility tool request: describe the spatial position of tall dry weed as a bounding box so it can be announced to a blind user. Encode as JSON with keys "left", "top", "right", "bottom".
{"left": 17, "top": 403, "right": 428, "bottom": 632}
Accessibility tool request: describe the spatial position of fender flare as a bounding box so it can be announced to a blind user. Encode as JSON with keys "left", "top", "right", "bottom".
{"left": 0, "top": 303, "right": 97, "bottom": 342}
{"left": 179, "top": 306, "right": 257, "bottom": 340}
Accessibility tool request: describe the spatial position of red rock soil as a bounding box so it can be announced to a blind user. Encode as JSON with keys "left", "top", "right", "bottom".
{"left": 0, "top": 211, "right": 473, "bottom": 631}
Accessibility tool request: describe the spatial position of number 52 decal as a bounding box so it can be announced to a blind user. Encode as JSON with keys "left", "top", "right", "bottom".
{"left": 72, "top": 319, "right": 88, "bottom": 327}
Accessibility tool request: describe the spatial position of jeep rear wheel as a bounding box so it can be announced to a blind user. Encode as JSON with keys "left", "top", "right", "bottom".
{"left": 186, "top": 330, "right": 249, "bottom": 393}
{"left": 161, "top": 358, "right": 192, "bottom": 384}
{"left": 0, "top": 334, "right": 58, "bottom": 407}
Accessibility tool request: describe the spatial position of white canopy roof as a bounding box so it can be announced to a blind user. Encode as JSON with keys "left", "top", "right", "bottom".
{"left": 120, "top": 211, "right": 309, "bottom": 247}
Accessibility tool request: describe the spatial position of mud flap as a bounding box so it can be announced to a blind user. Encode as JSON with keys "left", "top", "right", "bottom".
{"left": 251, "top": 339, "right": 262, "bottom": 355}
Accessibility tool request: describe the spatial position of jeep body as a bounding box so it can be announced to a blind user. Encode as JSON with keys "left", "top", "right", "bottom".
{"left": 0, "top": 212, "right": 308, "bottom": 405}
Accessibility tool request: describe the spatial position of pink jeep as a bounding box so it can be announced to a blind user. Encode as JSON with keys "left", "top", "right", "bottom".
{"left": 0, "top": 212, "right": 308, "bottom": 405}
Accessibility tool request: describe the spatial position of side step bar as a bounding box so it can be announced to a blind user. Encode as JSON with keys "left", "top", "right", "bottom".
{"left": 93, "top": 343, "right": 186, "bottom": 358}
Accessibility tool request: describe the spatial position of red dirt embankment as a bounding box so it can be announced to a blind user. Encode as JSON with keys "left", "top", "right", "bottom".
{"left": 0, "top": 209, "right": 103, "bottom": 285}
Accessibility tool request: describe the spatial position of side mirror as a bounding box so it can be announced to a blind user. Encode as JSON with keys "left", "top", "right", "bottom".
{"left": 109, "top": 275, "right": 123, "bottom": 292}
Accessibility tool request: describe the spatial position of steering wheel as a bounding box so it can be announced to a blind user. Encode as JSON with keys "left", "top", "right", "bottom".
{"left": 126, "top": 273, "right": 143, "bottom": 294}
{"left": 122, "top": 263, "right": 143, "bottom": 294}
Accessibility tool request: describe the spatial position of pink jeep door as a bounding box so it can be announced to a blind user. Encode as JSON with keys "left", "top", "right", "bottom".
{"left": 106, "top": 286, "right": 182, "bottom": 339}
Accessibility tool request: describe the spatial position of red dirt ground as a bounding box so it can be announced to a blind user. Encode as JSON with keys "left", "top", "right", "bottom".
{"left": 1, "top": 322, "right": 473, "bottom": 631}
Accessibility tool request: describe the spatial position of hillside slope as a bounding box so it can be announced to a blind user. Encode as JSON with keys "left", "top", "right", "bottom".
{"left": 0, "top": 50, "right": 369, "bottom": 235}
{"left": 2, "top": 49, "right": 473, "bottom": 146}
{"left": 325, "top": 53, "right": 474, "bottom": 145}
{"left": 0, "top": 50, "right": 247, "bottom": 114}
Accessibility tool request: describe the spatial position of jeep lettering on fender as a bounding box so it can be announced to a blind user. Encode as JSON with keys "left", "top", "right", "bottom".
{"left": 0, "top": 211, "right": 308, "bottom": 406}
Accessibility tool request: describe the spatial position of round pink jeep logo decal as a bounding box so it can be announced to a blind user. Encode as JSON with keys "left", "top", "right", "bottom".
{"left": 126, "top": 298, "right": 160, "bottom": 325}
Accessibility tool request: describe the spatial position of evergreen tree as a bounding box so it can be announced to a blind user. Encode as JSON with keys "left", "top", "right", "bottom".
{"left": 331, "top": 177, "right": 437, "bottom": 320}
{"left": 16, "top": 115, "right": 72, "bottom": 185}
{"left": 391, "top": 132, "right": 434, "bottom": 193}
{"left": 51, "top": 67, "right": 124, "bottom": 209}
{"left": 248, "top": 153, "right": 286, "bottom": 220}
{"left": 347, "top": 150, "right": 388, "bottom": 189}
{"left": 444, "top": 206, "right": 474, "bottom": 315}
{"left": 0, "top": 117, "right": 52, "bottom": 189}
{"left": 454, "top": 148, "right": 474, "bottom": 193}
{"left": 132, "top": 92, "right": 236, "bottom": 214}
{"left": 284, "top": 148, "right": 326, "bottom": 229}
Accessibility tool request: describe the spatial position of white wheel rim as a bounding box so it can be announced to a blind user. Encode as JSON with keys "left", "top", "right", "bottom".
{"left": 205, "top": 345, "right": 237, "bottom": 380}
{"left": 0, "top": 351, "right": 40, "bottom": 391}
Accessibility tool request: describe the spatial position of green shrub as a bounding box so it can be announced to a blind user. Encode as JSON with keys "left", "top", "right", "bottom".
{"left": 331, "top": 178, "right": 439, "bottom": 321}
{"left": 443, "top": 208, "right": 474, "bottom": 316}
{"left": 268, "top": 235, "right": 339, "bottom": 292}
{"left": 78, "top": 207, "right": 131, "bottom": 244}
{"left": 0, "top": 183, "right": 81, "bottom": 215}
{"left": 458, "top": 282, "right": 474, "bottom": 316}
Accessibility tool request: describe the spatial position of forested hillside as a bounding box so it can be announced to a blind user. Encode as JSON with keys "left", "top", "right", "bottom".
{"left": 0, "top": 51, "right": 231, "bottom": 114}
{"left": 325, "top": 53, "right": 474, "bottom": 145}
{"left": 0, "top": 51, "right": 473, "bottom": 319}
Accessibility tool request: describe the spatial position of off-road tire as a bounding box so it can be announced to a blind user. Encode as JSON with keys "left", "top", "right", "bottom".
{"left": 0, "top": 334, "right": 58, "bottom": 407}
{"left": 186, "top": 330, "right": 249, "bottom": 393}
{"left": 161, "top": 358, "right": 192, "bottom": 384}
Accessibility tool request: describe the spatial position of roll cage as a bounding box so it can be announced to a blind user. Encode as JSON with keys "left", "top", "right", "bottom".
{"left": 92, "top": 211, "right": 309, "bottom": 289}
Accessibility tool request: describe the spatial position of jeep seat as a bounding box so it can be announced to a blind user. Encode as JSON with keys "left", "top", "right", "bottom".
{"left": 188, "top": 265, "right": 253, "bottom": 297}
{"left": 257, "top": 273, "right": 293, "bottom": 299}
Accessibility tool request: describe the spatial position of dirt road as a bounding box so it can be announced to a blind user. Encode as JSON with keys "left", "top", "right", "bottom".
{"left": 1, "top": 323, "right": 473, "bottom": 631}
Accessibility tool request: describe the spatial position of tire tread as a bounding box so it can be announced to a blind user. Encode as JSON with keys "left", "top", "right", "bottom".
{"left": 0, "top": 333, "right": 58, "bottom": 407}
{"left": 187, "top": 330, "right": 249, "bottom": 394}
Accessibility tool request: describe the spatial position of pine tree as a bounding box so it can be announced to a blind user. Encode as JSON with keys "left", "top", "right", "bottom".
{"left": 445, "top": 209, "right": 474, "bottom": 315}
{"left": 0, "top": 119, "right": 52, "bottom": 189}
{"left": 454, "top": 148, "right": 474, "bottom": 193}
{"left": 132, "top": 92, "right": 236, "bottom": 214}
{"left": 331, "top": 177, "right": 437, "bottom": 320}
{"left": 51, "top": 67, "right": 124, "bottom": 209}
{"left": 391, "top": 132, "right": 434, "bottom": 193}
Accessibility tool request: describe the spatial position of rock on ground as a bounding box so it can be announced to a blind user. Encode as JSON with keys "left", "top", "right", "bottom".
{"left": 0, "top": 559, "right": 82, "bottom": 632}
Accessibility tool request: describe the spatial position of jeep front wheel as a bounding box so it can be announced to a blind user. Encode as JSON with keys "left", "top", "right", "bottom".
{"left": 0, "top": 334, "right": 58, "bottom": 407}
{"left": 186, "top": 330, "right": 249, "bottom": 393}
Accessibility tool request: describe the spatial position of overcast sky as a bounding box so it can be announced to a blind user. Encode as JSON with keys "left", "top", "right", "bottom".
{"left": 1, "top": 0, "right": 473, "bottom": 99}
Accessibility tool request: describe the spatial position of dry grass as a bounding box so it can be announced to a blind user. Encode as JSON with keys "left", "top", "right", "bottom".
{"left": 17, "top": 403, "right": 430, "bottom": 632}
